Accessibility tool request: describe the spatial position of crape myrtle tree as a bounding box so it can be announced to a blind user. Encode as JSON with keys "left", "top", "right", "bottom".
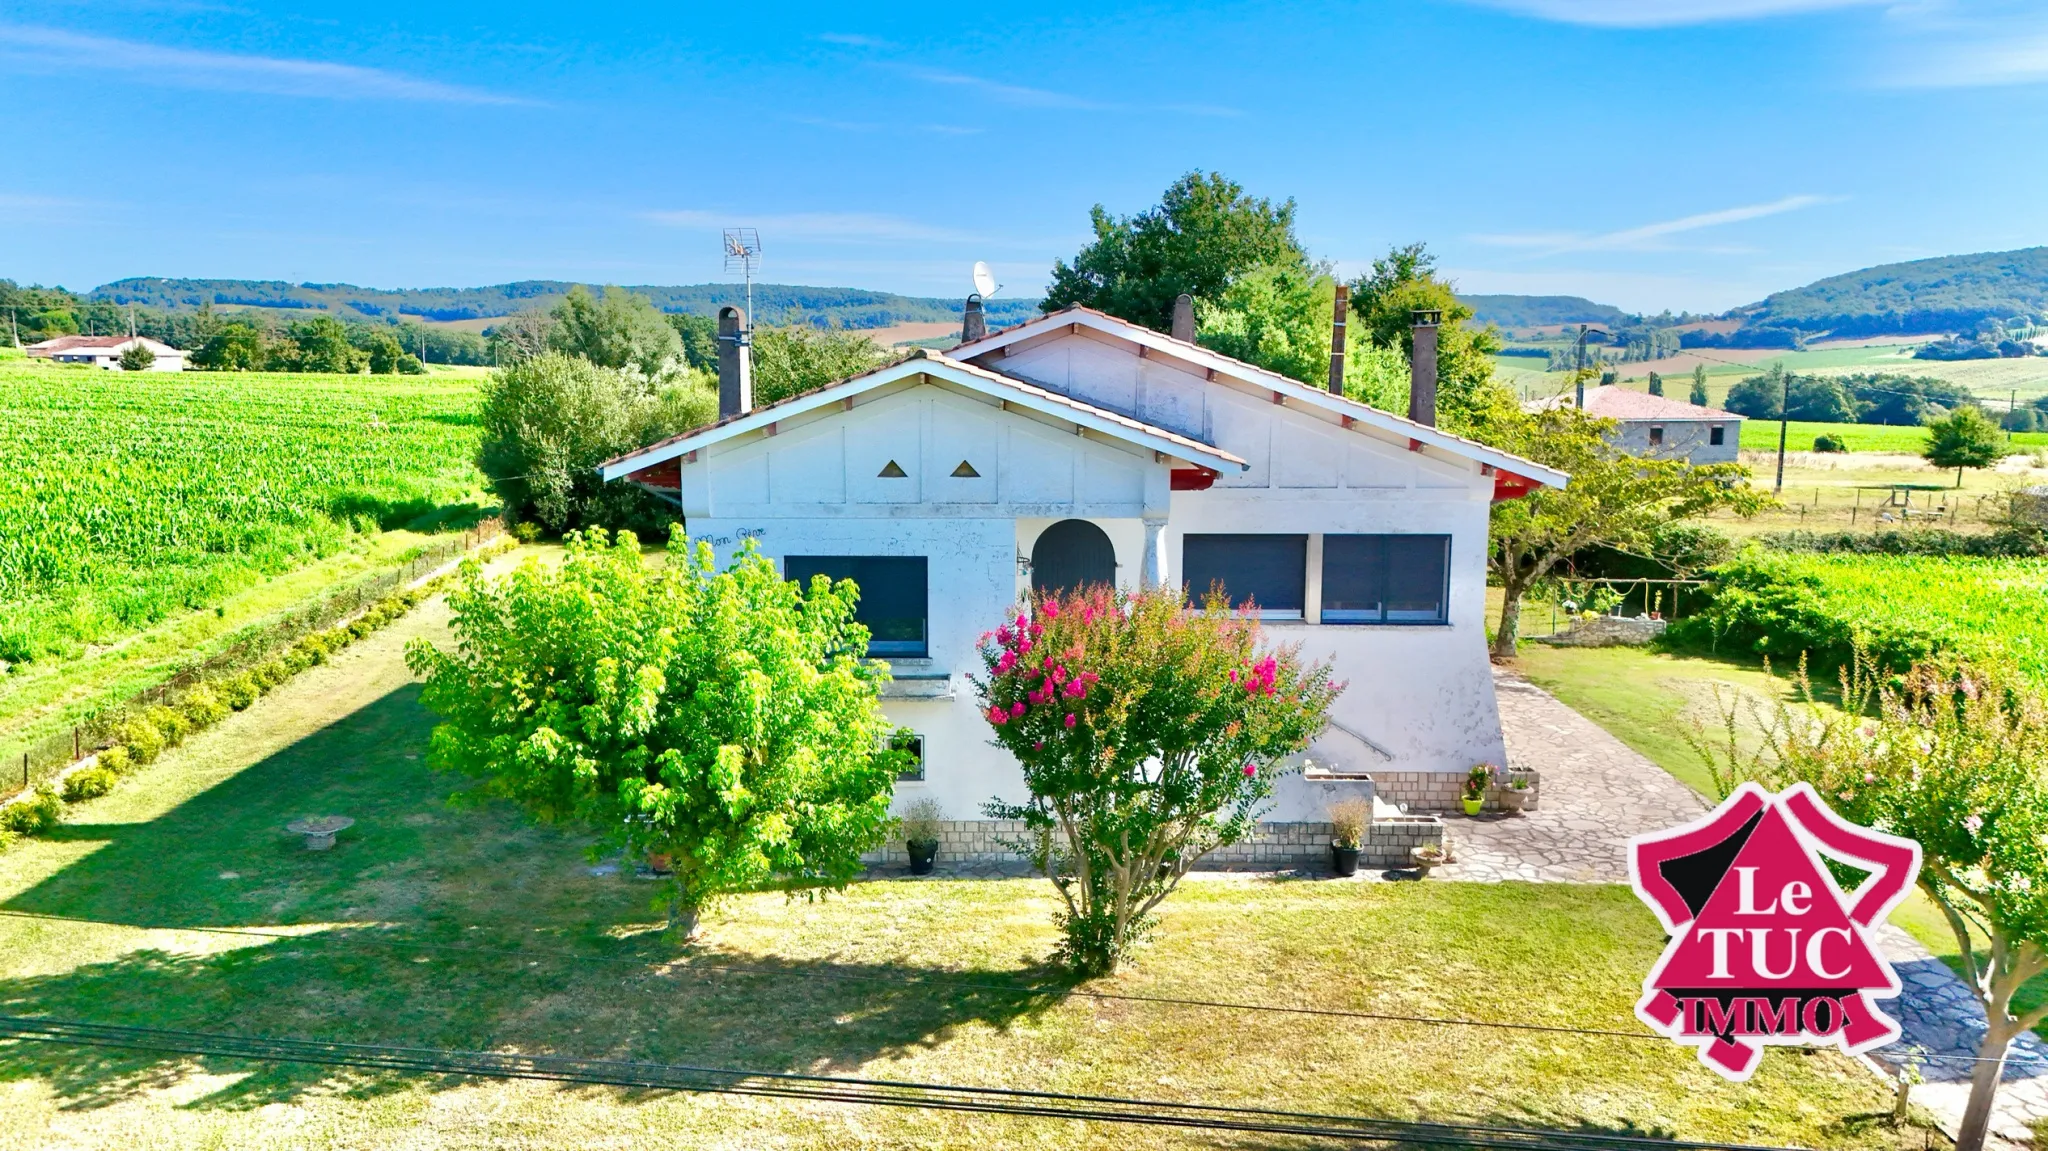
{"left": 1477, "top": 396, "right": 1762, "bottom": 659}
{"left": 976, "top": 586, "right": 1340, "bottom": 975}
{"left": 1693, "top": 658, "right": 2048, "bottom": 1151}
{"left": 406, "top": 531, "right": 902, "bottom": 937}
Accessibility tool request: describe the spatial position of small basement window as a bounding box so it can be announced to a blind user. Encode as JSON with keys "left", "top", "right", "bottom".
{"left": 890, "top": 731, "right": 926, "bottom": 782}
{"left": 784, "top": 555, "right": 929, "bottom": 657}
{"left": 1182, "top": 534, "right": 1306, "bottom": 619}
{"left": 1321, "top": 535, "right": 1451, "bottom": 625}
{"left": 1709, "top": 425, "right": 1725, "bottom": 446}
{"left": 1648, "top": 425, "right": 1665, "bottom": 446}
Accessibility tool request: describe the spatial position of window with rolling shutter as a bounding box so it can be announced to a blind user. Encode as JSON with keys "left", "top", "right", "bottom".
{"left": 1320, "top": 535, "right": 1450, "bottom": 625}
{"left": 1181, "top": 535, "right": 1307, "bottom": 619}
{"left": 784, "top": 555, "right": 929, "bottom": 656}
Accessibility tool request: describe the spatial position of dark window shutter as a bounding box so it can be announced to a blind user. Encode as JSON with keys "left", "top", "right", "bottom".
{"left": 1182, "top": 535, "right": 1306, "bottom": 616}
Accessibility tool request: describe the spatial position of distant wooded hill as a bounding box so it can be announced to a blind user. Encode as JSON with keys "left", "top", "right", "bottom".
{"left": 87, "top": 278, "right": 1042, "bottom": 331}
{"left": 1456, "top": 294, "right": 1628, "bottom": 328}
{"left": 1736, "top": 247, "right": 2048, "bottom": 338}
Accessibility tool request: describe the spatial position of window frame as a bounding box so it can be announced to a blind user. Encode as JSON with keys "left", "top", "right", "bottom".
{"left": 783, "top": 554, "right": 930, "bottom": 658}
{"left": 890, "top": 732, "right": 926, "bottom": 783}
{"left": 1709, "top": 424, "right": 1726, "bottom": 446}
{"left": 1180, "top": 533, "right": 1308, "bottom": 620}
{"left": 1317, "top": 533, "right": 1452, "bottom": 627}
{"left": 1648, "top": 425, "right": 1665, "bottom": 446}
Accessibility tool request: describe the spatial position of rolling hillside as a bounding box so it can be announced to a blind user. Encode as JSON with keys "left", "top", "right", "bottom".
{"left": 1738, "top": 246, "right": 2048, "bottom": 338}
{"left": 88, "top": 277, "right": 1042, "bottom": 331}
{"left": 1458, "top": 294, "right": 1627, "bottom": 329}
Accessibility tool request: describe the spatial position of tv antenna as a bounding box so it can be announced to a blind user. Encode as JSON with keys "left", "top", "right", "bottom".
{"left": 723, "top": 228, "right": 761, "bottom": 333}
{"left": 971, "top": 260, "right": 1002, "bottom": 300}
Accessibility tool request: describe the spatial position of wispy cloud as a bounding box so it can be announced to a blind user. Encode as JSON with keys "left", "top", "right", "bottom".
{"left": 907, "top": 68, "right": 1242, "bottom": 117}
{"left": 0, "top": 25, "right": 531, "bottom": 104}
{"left": 1881, "top": 16, "right": 2048, "bottom": 87}
{"left": 817, "top": 32, "right": 896, "bottom": 49}
{"left": 1471, "top": 195, "right": 1836, "bottom": 255}
{"left": 1463, "top": 0, "right": 1885, "bottom": 26}
{"left": 641, "top": 209, "right": 983, "bottom": 245}
{"left": 789, "top": 114, "right": 984, "bottom": 136}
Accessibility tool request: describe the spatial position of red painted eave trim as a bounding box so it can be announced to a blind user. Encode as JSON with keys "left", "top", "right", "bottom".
{"left": 1170, "top": 466, "right": 1218, "bottom": 491}
{"left": 1491, "top": 470, "right": 1540, "bottom": 502}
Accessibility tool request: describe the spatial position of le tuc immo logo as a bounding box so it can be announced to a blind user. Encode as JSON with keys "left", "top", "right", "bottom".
{"left": 1628, "top": 781, "right": 1922, "bottom": 1080}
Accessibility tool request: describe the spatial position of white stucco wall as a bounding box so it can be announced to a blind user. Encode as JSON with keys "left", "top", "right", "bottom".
{"left": 672, "top": 334, "right": 1519, "bottom": 825}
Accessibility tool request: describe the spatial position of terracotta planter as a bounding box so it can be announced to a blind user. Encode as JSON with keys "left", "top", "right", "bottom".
{"left": 1330, "top": 843, "right": 1360, "bottom": 877}
{"left": 907, "top": 840, "right": 938, "bottom": 875}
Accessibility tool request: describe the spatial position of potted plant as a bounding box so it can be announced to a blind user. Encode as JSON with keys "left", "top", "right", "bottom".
{"left": 899, "top": 797, "right": 945, "bottom": 875}
{"left": 1461, "top": 763, "right": 1494, "bottom": 816}
{"left": 1498, "top": 775, "right": 1531, "bottom": 814}
{"left": 1411, "top": 842, "right": 1449, "bottom": 878}
{"left": 1327, "top": 798, "right": 1368, "bottom": 878}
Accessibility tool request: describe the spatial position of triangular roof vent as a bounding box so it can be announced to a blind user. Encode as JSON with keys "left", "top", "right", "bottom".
{"left": 878, "top": 460, "right": 908, "bottom": 478}
{"left": 950, "top": 460, "right": 980, "bottom": 478}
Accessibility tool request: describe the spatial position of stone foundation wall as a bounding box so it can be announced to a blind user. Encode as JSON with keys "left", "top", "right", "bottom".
{"left": 1371, "top": 769, "right": 1541, "bottom": 813}
{"left": 865, "top": 817, "right": 1445, "bottom": 871}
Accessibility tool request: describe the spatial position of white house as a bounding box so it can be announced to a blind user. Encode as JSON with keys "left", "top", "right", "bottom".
{"left": 599, "top": 303, "right": 1567, "bottom": 864}
{"left": 1532, "top": 385, "right": 1741, "bottom": 464}
{"left": 26, "top": 335, "right": 186, "bottom": 371}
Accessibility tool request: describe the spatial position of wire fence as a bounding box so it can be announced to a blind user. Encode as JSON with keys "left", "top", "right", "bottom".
{"left": 2, "top": 518, "right": 503, "bottom": 803}
{"left": 1516, "top": 578, "right": 1708, "bottom": 641}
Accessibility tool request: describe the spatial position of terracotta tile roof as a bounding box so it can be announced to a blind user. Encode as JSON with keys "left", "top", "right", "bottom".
{"left": 1533, "top": 385, "right": 1739, "bottom": 421}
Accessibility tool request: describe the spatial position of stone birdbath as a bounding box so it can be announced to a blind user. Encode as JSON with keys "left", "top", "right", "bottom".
{"left": 1410, "top": 844, "right": 1450, "bottom": 879}
{"left": 286, "top": 816, "right": 354, "bottom": 851}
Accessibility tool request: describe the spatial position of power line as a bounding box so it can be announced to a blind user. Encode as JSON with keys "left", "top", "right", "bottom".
{"left": 0, "top": 1013, "right": 1803, "bottom": 1151}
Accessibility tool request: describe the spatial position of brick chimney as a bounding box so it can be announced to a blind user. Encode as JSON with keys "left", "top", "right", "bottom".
{"left": 1327, "top": 284, "right": 1349, "bottom": 395}
{"left": 717, "top": 305, "right": 752, "bottom": 420}
{"left": 962, "top": 293, "right": 987, "bottom": 343}
{"left": 1408, "top": 309, "right": 1442, "bottom": 427}
{"left": 1171, "top": 293, "right": 1195, "bottom": 343}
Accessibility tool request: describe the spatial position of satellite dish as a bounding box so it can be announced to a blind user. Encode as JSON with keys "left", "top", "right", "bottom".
{"left": 972, "top": 261, "right": 999, "bottom": 299}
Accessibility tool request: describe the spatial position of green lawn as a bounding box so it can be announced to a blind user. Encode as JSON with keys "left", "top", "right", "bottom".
{"left": 1512, "top": 642, "right": 2048, "bottom": 1039}
{"left": 1738, "top": 419, "right": 2048, "bottom": 453}
{"left": 0, "top": 598, "right": 1932, "bottom": 1149}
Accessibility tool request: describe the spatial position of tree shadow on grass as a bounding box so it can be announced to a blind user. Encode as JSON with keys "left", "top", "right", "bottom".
{"left": 0, "top": 685, "right": 1072, "bottom": 1112}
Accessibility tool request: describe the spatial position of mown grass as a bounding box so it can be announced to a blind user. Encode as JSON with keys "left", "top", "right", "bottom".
{"left": 0, "top": 600, "right": 1936, "bottom": 1149}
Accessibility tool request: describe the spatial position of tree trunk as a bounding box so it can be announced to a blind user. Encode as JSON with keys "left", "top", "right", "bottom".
{"left": 1492, "top": 585, "right": 1524, "bottom": 660}
{"left": 667, "top": 893, "right": 701, "bottom": 941}
{"left": 1955, "top": 1019, "right": 2015, "bottom": 1151}
{"left": 1958, "top": 465, "right": 1965, "bottom": 489}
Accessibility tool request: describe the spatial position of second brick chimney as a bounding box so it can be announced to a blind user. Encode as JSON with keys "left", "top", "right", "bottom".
{"left": 1408, "top": 308, "right": 1442, "bottom": 427}
{"left": 717, "top": 305, "right": 752, "bottom": 420}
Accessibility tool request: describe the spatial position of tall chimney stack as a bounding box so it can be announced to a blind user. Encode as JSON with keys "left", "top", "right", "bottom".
{"left": 1408, "top": 309, "right": 1442, "bottom": 427}
{"left": 1170, "top": 293, "right": 1195, "bottom": 343}
{"left": 717, "top": 305, "right": 752, "bottom": 420}
{"left": 1326, "top": 284, "right": 1349, "bottom": 395}
{"left": 961, "top": 293, "right": 987, "bottom": 343}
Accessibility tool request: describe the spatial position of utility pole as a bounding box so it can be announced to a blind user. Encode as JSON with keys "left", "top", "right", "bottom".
{"left": 1774, "top": 362, "right": 1789, "bottom": 494}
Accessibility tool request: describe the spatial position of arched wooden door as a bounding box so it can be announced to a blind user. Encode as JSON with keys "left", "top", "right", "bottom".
{"left": 1031, "top": 519, "right": 1116, "bottom": 598}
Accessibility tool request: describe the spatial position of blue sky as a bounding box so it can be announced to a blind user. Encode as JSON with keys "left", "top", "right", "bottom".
{"left": 6, "top": 0, "right": 2048, "bottom": 313}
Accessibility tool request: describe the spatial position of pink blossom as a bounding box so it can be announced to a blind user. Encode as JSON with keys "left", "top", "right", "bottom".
{"left": 988, "top": 706, "right": 1007, "bottom": 725}
{"left": 1033, "top": 740, "right": 1044, "bottom": 750}
{"left": 1042, "top": 600, "right": 1060, "bottom": 619}
{"left": 1242, "top": 762, "right": 1257, "bottom": 777}
{"left": 1018, "top": 640, "right": 1032, "bottom": 655}
{"left": 1011, "top": 701, "right": 1026, "bottom": 718}
{"left": 1064, "top": 713, "right": 1077, "bottom": 728}
{"left": 1966, "top": 815, "right": 1985, "bottom": 834}
{"left": 1029, "top": 622, "right": 1044, "bottom": 638}
{"left": 995, "top": 651, "right": 1018, "bottom": 674}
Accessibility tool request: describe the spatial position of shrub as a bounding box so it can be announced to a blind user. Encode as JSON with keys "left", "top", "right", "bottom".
{"left": 62, "top": 767, "right": 116, "bottom": 803}
{"left": 407, "top": 530, "right": 898, "bottom": 937}
{"left": 180, "top": 685, "right": 229, "bottom": 730}
{"left": 97, "top": 746, "right": 133, "bottom": 775}
{"left": 0, "top": 786, "right": 64, "bottom": 835}
{"left": 511, "top": 520, "right": 542, "bottom": 543}
{"left": 976, "top": 585, "right": 1339, "bottom": 975}
{"left": 256, "top": 658, "right": 291, "bottom": 688}
{"left": 282, "top": 648, "right": 314, "bottom": 675}
{"left": 120, "top": 716, "right": 165, "bottom": 764}
{"left": 1812, "top": 433, "right": 1847, "bottom": 453}
{"left": 145, "top": 705, "right": 190, "bottom": 746}
{"left": 347, "top": 619, "right": 375, "bottom": 640}
{"left": 898, "top": 796, "right": 946, "bottom": 847}
{"left": 1327, "top": 798, "right": 1369, "bottom": 849}
{"left": 219, "top": 673, "right": 260, "bottom": 710}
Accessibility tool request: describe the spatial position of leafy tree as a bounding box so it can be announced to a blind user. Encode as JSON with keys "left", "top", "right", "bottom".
{"left": 475, "top": 351, "right": 716, "bottom": 534}
{"left": 279, "top": 316, "right": 366, "bottom": 373}
{"left": 362, "top": 329, "right": 406, "bottom": 374}
{"left": 1192, "top": 263, "right": 1410, "bottom": 411}
{"left": 1691, "top": 364, "right": 1710, "bottom": 406}
{"left": 1723, "top": 365, "right": 1861, "bottom": 423}
{"left": 407, "top": 531, "right": 901, "bottom": 936}
{"left": 1647, "top": 371, "right": 1663, "bottom": 397}
{"left": 1841, "top": 373, "right": 1975, "bottom": 426}
{"left": 189, "top": 322, "right": 268, "bottom": 371}
{"left": 976, "top": 585, "right": 1339, "bottom": 975}
{"left": 1693, "top": 659, "right": 2048, "bottom": 1151}
{"left": 1347, "top": 243, "right": 1508, "bottom": 430}
{"left": 486, "top": 309, "right": 555, "bottom": 364}
{"left": 1475, "top": 400, "right": 1764, "bottom": 659}
{"left": 549, "top": 285, "right": 683, "bottom": 376}
{"left": 1923, "top": 405, "right": 2007, "bottom": 487}
{"left": 666, "top": 313, "right": 720, "bottom": 371}
{"left": 117, "top": 342, "right": 155, "bottom": 372}
{"left": 1042, "top": 171, "right": 1309, "bottom": 333}
{"left": 751, "top": 326, "right": 888, "bottom": 406}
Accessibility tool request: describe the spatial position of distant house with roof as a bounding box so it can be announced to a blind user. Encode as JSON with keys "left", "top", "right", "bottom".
{"left": 1529, "top": 385, "right": 1741, "bottom": 464}
{"left": 25, "top": 335, "right": 186, "bottom": 372}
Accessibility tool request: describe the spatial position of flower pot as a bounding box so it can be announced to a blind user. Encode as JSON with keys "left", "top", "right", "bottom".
{"left": 1330, "top": 843, "right": 1360, "bottom": 877}
{"left": 1498, "top": 788, "right": 1528, "bottom": 813}
{"left": 907, "top": 840, "right": 938, "bottom": 875}
{"left": 645, "top": 852, "right": 674, "bottom": 876}
{"left": 1410, "top": 846, "right": 1446, "bottom": 878}
{"left": 1461, "top": 796, "right": 1484, "bottom": 816}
